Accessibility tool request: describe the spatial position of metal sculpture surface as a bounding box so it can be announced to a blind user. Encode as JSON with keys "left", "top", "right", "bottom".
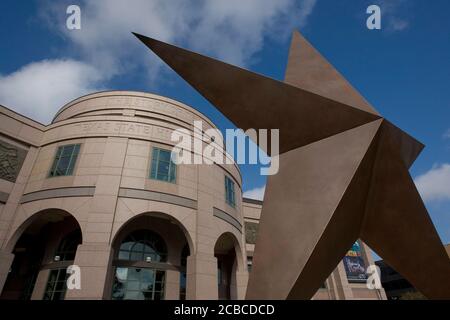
{"left": 134, "top": 31, "right": 450, "bottom": 299}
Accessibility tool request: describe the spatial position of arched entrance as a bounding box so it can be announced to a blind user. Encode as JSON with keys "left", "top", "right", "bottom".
{"left": 0, "top": 209, "right": 82, "bottom": 300}
{"left": 214, "top": 232, "right": 242, "bottom": 300}
{"left": 179, "top": 244, "right": 190, "bottom": 300}
{"left": 109, "top": 212, "right": 192, "bottom": 300}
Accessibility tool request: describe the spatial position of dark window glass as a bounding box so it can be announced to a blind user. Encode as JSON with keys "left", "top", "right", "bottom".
{"left": 118, "top": 230, "right": 168, "bottom": 263}
{"left": 111, "top": 267, "right": 165, "bottom": 300}
{"left": 180, "top": 244, "right": 190, "bottom": 300}
{"left": 54, "top": 230, "right": 81, "bottom": 261}
{"left": 225, "top": 176, "right": 236, "bottom": 207}
{"left": 247, "top": 256, "right": 253, "bottom": 273}
{"left": 49, "top": 144, "right": 80, "bottom": 177}
{"left": 217, "top": 260, "right": 223, "bottom": 285}
{"left": 43, "top": 268, "right": 69, "bottom": 300}
{"left": 150, "top": 147, "right": 176, "bottom": 183}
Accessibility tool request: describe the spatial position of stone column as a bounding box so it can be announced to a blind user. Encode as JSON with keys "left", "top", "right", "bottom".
{"left": 0, "top": 250, "right": 14, "bottom": 295}
{"left": 186, "top": 164, "right": 220, "bottom": 300}
{"left": 165, "top": 269, "right": 181, "bottom": 300}
{"left": 234, "top": 270, "right": 248, "bottom": 300}
{"left": 234, "top": 231, "right": 249, "bottom": 300}
{"left": 361, "top": 241, "right": 387, "bottom": 300}
{"left": 66, "top": 137, "right": 128, "bottom": 300}
{"left": 65, "top": 243, "right": 113, "bottom": 300}
{"left": 186, "top": 253, "right": 218, "bottom": 300}
{"left": 332, "top": 262, "right": 354, "bottom": 300}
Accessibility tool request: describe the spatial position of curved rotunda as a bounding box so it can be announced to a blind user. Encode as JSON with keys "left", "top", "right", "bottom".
{"left": 0, "top": 90, "right": 384, "bottom": 300}
{"left": 0, "top": 91, "right": 247, "bottom": 300}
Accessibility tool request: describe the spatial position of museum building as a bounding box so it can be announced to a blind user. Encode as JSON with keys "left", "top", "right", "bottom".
{"left": 0, "top": 91, "right": 386, "bottom": 300}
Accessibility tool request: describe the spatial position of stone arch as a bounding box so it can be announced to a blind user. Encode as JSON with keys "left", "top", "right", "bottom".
{"left": 5, "top": 208, "right": 83, "bottom": 253}
{"left": 214, "top": 231, "right": 244, "bottom": 300}
{"left": 107, "top": 211, "right": 194, "bottom": 300}
{"left": 1, "top": 208, "right": 83, "bottom": 300}
{"left": 111, "top": 211, "right": 194, "bottom": 255}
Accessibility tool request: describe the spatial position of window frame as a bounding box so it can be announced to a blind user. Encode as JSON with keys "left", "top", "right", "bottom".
{"left": 117, "top": 229, "right": 168, "bottom": 263}
{"left": 149, "top": 147, "right": 177, "bottom": 184}
{"left": 48, "top": 144, "right": 81, "bottom": 178}
{"left": 179, "top": 244, "right": 190, "bottom": 300}
{"left": 54, "top": 229, "right": 82, "bottom": 262}
{"left": 224, "top": 175, "right": 236, "bottom": 207}
{"left": 112, "top": 229, "right": 168, "bottom": 300}
{"left": 111, "top": 267, "right": 165, "bottom": 300}
{"left": 43, "top": 268, "right": 69, "bottom": 301}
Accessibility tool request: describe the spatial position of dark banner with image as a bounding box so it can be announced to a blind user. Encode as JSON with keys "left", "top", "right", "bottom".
{"left": 343, "top": 241, "right": 367, "bottom": 282}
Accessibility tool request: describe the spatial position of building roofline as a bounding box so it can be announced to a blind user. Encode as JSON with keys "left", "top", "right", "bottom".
{"left": 0, "top": 104, "right": 47, "bottom": 129}
{"left": 52, "top": 90, "right": 217, "bottom": 128}
{"left": 242, "top": 197, "right": 263, "bottom": 205}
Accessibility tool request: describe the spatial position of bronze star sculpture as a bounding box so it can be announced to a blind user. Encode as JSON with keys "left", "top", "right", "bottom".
{"left": 134, "top": 31, "right": 450, "bottom": 299}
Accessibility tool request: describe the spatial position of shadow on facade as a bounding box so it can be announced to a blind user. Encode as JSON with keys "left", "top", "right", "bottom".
{"left": 0, "top": 209, "right": 82, "bottom": 300}
{"left": 215, "top": 232, "right": 240, "bottom": 300}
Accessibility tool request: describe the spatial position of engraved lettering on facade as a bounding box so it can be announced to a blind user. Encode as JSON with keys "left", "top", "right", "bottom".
{"left": 74, "top": 122, "right": 157, "bottom": 140}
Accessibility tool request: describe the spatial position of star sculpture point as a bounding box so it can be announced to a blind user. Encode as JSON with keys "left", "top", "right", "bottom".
{"left": 134, "top": 31, "right": 450, "bottom": 299}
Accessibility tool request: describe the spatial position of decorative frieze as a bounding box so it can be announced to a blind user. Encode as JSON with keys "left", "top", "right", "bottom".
{"left": 0, "top": 140, "right": 27, "bottom": 183}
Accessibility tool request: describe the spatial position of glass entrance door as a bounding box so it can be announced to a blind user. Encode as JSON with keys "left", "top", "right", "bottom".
{"left": 112, "top": 267, "right": 165, "bottom": 300}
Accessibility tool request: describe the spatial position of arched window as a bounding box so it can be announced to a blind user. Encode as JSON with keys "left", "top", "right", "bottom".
{"left": 43, "top": 229, "right": 82, "bottom": 300}
{"left": 112, "top": 229, "right": 168, "bottom": 300}
{"left": 117, "top": 229, "right": 167, "bottom": 262}
{"left": 54, "top": 229, "right": 82, "bottom": 261}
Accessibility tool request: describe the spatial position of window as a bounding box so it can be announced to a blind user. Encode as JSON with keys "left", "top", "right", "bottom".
{"left": 42, "top": 230, "right": 82, "bottom": 300}
{"left": 112, "top": 229, "right": 168, "bottom": 300}
{"left": 179, "top": 244, "right": 190, "bottom": 300}
{"left": 225, "top": 176, "right": 236, "bottom": 207}
{"left": 54, "top": 230, "right": 82, "bottom": 261}
{"left": 150, "top": 147, "right": 176, "bottom": 183}
{"left": 247, "top": 256, "right": 253, "bottom": 273}
{"left": 217, "top": 260, "right": 223, "bottom": 286}
{"left": 43, "top": 268, "right": 69, "bottom": 300}
{"left": 49, "top": 144, "right": 80, "bottom": 177}
{"left": 112, "top": 267, "right": 165, "bottom": 300}
{"left": 118, "top": 230, "right": 168, "bottom": 263}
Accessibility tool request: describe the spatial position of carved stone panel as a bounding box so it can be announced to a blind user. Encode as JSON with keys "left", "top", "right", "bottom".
{"left": 0, "top": 140, "right": 27, "bottom": 183}
{"left": 245, "top": 221, "right": 259, "bottom": 245}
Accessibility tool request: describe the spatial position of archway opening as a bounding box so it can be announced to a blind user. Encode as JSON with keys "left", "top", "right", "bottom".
{"left": 214, "top": 233, "right": 239, "bottom": 300}
{"left": 109, "top": 212, "right": 191, "bottom": 300}
{"left": 0, "top": 210, "right": 82, "bottom": 300}
{"left": 180, "top": 244, "right": 190, "bottom": 300}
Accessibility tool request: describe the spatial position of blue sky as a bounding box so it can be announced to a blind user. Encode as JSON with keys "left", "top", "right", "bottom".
{"left": 0, "top": 0, "right": 449, "bottom": 244}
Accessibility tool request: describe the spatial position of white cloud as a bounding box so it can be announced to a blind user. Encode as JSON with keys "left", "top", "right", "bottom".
{"left": 444, "top": 129, "right": 450, "bottom": 139}
{"left": 245, "top": 163, "right": 450, "bottom": 203}
{"left": 415, "top": 164, "right": 450, "bottom": 202}
{"left": 389, "top": 18, "right": 409, "bottom": 31}
{"left": 377, "top": 0, "right": 410, "bottom": 32}
{"left": 186, "top": 0, "right": 316, "bottom": 66}
{"left": 1, "top": 1, "right": 318, "bottom": 124}
{"left": 243, "top": 185, "right": 266, "bottom": 201}
{"left": 41, "top": 0, "right": 317, "bottom": 76}
{"left": 0, "top": 60, "right": 105, "bottom": 124}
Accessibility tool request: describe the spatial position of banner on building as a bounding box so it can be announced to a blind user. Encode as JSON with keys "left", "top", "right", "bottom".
{"left": 343, "top": 241, "right": 368, "bottom": 282}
